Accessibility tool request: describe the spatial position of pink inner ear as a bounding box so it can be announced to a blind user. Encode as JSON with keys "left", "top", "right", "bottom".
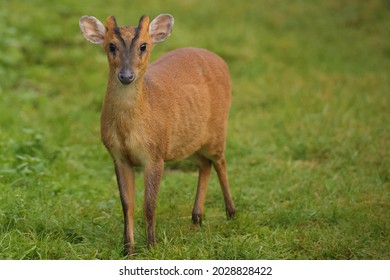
{"left": 90, "top": 33, "right": 104, "bottom": 42}
{"left": 80, "top": 16, "right": 105, "bottom": 44}
{"left": 149, "top": 14, "right": 173, "bottom": 42}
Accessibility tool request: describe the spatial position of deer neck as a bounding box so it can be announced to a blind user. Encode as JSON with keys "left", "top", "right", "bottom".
{"left": 104, "top": 72, "right": 148, "bottom": 115}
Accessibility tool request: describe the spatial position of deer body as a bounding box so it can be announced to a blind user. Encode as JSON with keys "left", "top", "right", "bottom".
{"left": 102, "top": 47, "right": 230, "bottom": 165}
{"left": 80, "top": 14, "right": 235, "bottom": 255}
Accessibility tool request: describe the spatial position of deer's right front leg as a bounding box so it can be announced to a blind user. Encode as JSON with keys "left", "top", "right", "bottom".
{"left": 143, "top": 159, "right": 164, "bottom": 248}
{"left": 114, "top": 159, "right": 135, "bottom": 257}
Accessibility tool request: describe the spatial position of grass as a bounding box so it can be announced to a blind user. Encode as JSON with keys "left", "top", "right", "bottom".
{"left": 0, "top": 0, "right": 389, "bottom": 259}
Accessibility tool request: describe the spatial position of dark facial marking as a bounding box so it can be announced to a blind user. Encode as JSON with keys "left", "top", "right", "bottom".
{"left": 109, "top": 16, "right": 148, "bottom": 60}
{"left": 130, "top": 25, "right": 141, "bottom": 50}
{"left": 114, "top": 26, "right": 126, "bottom": 47}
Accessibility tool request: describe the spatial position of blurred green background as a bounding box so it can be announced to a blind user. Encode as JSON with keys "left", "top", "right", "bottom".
{"left": 0, "top": 0, "right": 389, "bottom": 259}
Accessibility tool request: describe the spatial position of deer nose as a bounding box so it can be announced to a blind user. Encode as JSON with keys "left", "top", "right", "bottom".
{"left": 118, "top": 70, "right": 135, "bottom": 85}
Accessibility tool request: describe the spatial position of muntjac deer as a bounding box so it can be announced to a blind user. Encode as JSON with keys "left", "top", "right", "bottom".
{"left": 79, "top": 14, "right": 235, "bottom": 255}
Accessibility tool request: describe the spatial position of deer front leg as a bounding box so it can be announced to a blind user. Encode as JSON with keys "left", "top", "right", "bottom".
{"left": 143, "top": 159, "right": 164, "bottom": 248}
{"left": 114, "top": 159, "right": 135, "bottom": 256}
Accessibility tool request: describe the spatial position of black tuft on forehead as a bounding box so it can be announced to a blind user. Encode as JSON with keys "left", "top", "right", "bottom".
{"left": 114, "top": 27, "right": 126, "bottom": 47}
{"left": 129, "top": 15, "right": 147, "bottom": 49}
{"left": 132, "top": 26, "right": 141, "bottom": 44}
{"left": 134, "top": 15, "right": 148, "bottom": 41}
{"left": 138, "top": 15, "right": 148, "bottom": 26}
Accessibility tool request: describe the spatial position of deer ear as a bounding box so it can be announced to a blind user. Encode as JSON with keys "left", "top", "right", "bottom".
{"left": 79, "top": 16, "right": 105, "bottom": 45}
{"left": 149, "top": 14, "right": 174, "bottom": 44}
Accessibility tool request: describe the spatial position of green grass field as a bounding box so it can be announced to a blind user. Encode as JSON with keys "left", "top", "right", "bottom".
{"left": 1, "top": 0, "right": 389, "bottom": 259}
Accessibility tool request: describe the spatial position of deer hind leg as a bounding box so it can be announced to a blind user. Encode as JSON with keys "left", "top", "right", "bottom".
{"left": 192, "top": 155, "right": 212, "bottom": 226}
{"left": 213, "top": 154, "right": 236, "bottom": 219}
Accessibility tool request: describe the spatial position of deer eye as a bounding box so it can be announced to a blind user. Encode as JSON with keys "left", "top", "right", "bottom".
{"left": 140, "top": 43, "right": 147, "bottom": 52}
{"left": 109, "top": 43, "right": 116, "bottom": 53}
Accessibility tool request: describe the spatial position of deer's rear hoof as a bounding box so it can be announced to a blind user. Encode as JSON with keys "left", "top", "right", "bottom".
{"left": 226, "top": 207, "right": 236, "bottom": 220}
{"left": 192, "top": 213, "right": 203, "bottom": 226}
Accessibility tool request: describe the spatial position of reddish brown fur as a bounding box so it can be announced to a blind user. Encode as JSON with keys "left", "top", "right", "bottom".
{"left": 80, "top": 14, "right": 235, "bottom": 256}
